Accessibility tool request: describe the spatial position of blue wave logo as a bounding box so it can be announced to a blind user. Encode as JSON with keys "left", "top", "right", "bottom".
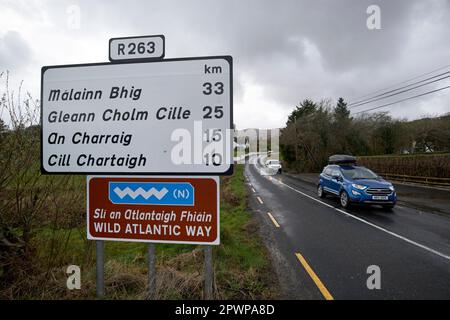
{"left": 108, "top": 182, "right": 194, "bottom": 206}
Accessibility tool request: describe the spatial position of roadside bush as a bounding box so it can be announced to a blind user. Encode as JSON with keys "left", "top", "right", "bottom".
{"left": 0, "top": 72, "right": 86, "bottom": 296}
{"left": 358, "top": 153, "right": 450, "bottom": 178}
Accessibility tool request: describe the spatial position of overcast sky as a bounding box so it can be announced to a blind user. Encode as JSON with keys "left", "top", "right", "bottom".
{"left": 1, "top": 0, "right": 449, "bottom": 129}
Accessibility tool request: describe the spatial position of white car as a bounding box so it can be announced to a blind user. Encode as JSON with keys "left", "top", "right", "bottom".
{"left": 265, "top": 159, "right": 282, "bottom": 174}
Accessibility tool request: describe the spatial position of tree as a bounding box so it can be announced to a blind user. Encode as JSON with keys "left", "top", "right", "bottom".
{"left": 331, "top": 97, "right": 353, "bottom": 154}
{"left": 0, "top": 118, "right": 7, "bottom": 139}
{"left": 280, "top": 96, "right": 448, "bottom": 173}
{"left": 334, "top": 97, "right": 350, "bottom": 120}
{"left": 286, "top": 99, "right": 317, "bottom": 125}
{"left": 409, "top": 115, "right": 450, "bottom": 153}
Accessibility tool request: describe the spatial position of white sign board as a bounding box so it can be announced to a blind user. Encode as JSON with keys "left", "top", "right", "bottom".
{"left": 109, "top": 35, "right": 165, "bottom": 61}
{"left": 41, "top": 56, "right": 233, "bottom": 175}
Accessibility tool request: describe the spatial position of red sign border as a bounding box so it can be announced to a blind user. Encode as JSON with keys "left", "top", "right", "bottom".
{"left": 86, "top": 175, "right": 220, "bottom": 245}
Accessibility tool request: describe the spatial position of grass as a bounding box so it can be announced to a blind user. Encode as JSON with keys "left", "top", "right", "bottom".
{"left": 2, "top": 165, "right": 279, "bottom": 299}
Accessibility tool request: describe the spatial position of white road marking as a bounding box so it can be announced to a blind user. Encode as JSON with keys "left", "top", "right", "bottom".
{"left": 271, "top": 177, "right": 450, "bottom": 261}
{"left": 257, "top": 196, "right": 264, "bottom": 204}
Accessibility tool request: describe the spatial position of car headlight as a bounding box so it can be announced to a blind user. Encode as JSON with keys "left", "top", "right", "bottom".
{"left": 352, "top": 183, "right": 367, "bottom": 190}
{"left": 389, "top": 185, "right": 395, "bottom": 191}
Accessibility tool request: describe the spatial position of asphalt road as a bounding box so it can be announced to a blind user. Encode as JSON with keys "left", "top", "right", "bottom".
{"left": 245, "top": 155, "right": 450, "bottom": 299}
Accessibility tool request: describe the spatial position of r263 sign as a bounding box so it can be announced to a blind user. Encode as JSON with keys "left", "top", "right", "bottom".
{"left": 109, "top": 35, "right": 165, "bottom": 62}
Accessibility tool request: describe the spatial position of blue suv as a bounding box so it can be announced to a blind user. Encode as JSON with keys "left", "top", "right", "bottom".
{"left": 317, "top": 155, "right": 397, "bottom": 210}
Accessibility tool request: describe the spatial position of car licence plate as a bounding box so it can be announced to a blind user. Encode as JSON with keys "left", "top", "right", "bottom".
{"left": 372, "top": 195, "right": 388, "bottom": 200}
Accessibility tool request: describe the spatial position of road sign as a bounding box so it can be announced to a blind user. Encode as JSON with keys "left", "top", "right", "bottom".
{"left": 41, "top": 56, "right": 233, "bottom": 175}
{"left": 109, "top": 35, "right": 165, "bottom": 62}
{"left": 87, "top": 176, "right": 220, "bottom": 245}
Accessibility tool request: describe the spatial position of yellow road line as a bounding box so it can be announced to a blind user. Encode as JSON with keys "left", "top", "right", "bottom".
{"left": 295, "top": 252, "right": 334, "bottom": 300}
{"left": 256, "top": 196, "right": 264, "bottom": 204}
{"left": 267, "top": 212, "right": 280, "bottom": 228}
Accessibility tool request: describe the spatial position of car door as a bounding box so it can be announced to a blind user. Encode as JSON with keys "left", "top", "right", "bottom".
{"left": 328, "top": 168, "right": 342, "bottom": 195}
{"left": 321, "top": 167, "right": 333, "bottom": 193}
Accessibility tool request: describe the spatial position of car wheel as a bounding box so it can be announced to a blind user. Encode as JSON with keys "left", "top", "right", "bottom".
{"left": 317, "top": 185, "right": 326, "bottom": 198}
{"left": 340, "top": 191, "right": 350, "bottom": 208}
{"left": 278, "top": 169, "right": 282, "bottom": 174}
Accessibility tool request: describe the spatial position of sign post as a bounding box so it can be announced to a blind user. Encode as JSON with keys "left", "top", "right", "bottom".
{"left": 204, "top": 246, "right": 213, "bottom": 299}
{"left": 87, "top": 175, "right": 220, "bottom": 299}
{"left": 41, "top": 35, "right": 232, "bottom": 299}
{"left": 148, "top": 243, "right": 156, "bottom": 299}
{"left": 96, "top": 240, "right": 105, "bottom": 297}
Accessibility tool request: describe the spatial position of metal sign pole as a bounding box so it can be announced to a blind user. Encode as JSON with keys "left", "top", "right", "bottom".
{"left": 204, "top": 245, "right": 213, "bottom": 299}
{"left": 96, "top": 240, "right": 105, "bottom": 298}
{"left": 148, "top": 243, "right": 156, "bottom": 299}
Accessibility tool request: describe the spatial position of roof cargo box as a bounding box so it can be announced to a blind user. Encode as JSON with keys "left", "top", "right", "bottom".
{"left": 328, "top": 154, "right": 357, "bottom": 165}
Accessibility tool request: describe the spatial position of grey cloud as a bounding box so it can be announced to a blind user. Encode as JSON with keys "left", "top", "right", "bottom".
{"left": 3, "top": 0, "right": 450, "bottom": 127}
{"left": 0, "top": 31, "right": 32, "bottom": 71}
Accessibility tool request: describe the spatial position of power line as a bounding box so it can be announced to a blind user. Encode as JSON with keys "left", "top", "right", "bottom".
{"left": 349, "top": 73, "right": 450, "bottom": 109}
{"left": 348, "top": 71, "right": 450, "bottom": 109}
{"left": 348, "top": 64, "right": 450, "bottom": 103}
{"left": 352, "top": 85, "right": 450, "bottom": 115}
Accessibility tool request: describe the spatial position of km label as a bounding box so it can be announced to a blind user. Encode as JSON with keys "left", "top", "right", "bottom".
{"left": 204, "top": 64, "right": 222, "bottom": 74}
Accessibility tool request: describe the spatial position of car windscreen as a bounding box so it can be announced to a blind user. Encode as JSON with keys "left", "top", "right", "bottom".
{"left": 341, "top": 167, "right": 378, "bottom": 180}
